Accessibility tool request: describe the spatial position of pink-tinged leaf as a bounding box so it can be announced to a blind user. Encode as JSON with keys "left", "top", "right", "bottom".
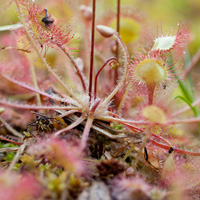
{"left": 0, "top": 172, "right": 42, "bottom": 200}
{"left": 28, "top": 137, "right": 85, "bottom": 175}
{"left": 1, "top": 74, "right": 79, "bottom": 106}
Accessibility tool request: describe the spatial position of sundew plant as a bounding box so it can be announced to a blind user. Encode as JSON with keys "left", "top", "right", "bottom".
{"left": 0, "top": 0, "right": 200, "bottom": 199}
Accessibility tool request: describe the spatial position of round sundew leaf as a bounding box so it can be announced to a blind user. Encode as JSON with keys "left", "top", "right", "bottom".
{"left": 151, "top": 36, "right": 176, "bottom": 51}
{"left": 142, "top": 105, "right": 167, "bottom": 124}
{"left": 134, "top": 59, "right": 167, "bottom": 84}
{"left": 110, "top": 17, "right": 141, "bottom": 44}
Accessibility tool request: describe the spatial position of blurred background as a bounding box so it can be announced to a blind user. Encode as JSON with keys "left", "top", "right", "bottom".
{"left": 0, "top": 0, "right": 200, "bottom": 54}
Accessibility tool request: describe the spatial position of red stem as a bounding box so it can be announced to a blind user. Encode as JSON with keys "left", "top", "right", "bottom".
{"left": 89, "top": 0, "right": 96, "bottom": 101}
{"left": 149, "top": 139, "right": 170, "bottom": 151}
{"left": 116, "top": 0, "right": 120, "bottom": 57}
{"left": 149, "top": 139, "right": 200, "bottom": 156}
{"left": 0, "top": 135, "right": 23, "bottom": 145}
{"left": 150, "top": 133, "right": 172, "bottom": 147}
{"left": 58, "top": 45, "right": 87, "bottom": 91}
{"left": 114, "top": 0, "right": 120, "bottom": 84}
{"left": 147, "top": 83, "right": 155, "bottom": 105}
{"left": 94, "top": 57, "right": 117, "bottom": 99}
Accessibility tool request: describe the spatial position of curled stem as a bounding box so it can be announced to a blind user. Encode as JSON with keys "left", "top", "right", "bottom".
{"left": 100, "top": 32, "right": 130, "bottom": 108}
{"left": 94, "top": 57, "right": 117, "bottom": 99}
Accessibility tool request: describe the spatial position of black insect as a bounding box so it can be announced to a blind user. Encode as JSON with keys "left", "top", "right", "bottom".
{"left": 27, "top": 112, "right": 55, "bottom": 133}
{"left": 143, "top": 147, "right": 160, "bottom": 172}
{"left": 168, "top": 147, "right": 174, "bottom": 154}
{"left": 163, "top": 84, "right": 166, "bottom": 89}
{"left": 144, "top": 147, "right": 148, "bottom": 161}
{"left": 42, "top": 8, "right": 54, "bottom": 27}
{"left": 27, "top": 112, "right": 66, "bottom": 134}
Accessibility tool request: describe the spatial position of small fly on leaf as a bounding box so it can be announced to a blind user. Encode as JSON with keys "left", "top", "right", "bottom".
{"left": 42, "top": 8, "right": 54, "bottom": 27}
